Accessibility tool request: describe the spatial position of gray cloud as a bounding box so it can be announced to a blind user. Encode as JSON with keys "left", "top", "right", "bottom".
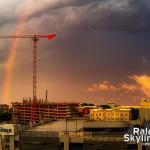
{"left": 1, "top": 0, "right": 150, "bottom": 104}
{"left": 23, "top": 0, "right": 150, "bottom": 33}
{"left": 17, "top": 0, "right": 150, "bottom": 84}
{"left": 1, "top": 0, "right": 150, "bottom": 32}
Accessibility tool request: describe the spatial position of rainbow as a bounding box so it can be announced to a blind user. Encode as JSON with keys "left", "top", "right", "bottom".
{"left": 2, "top": 1, "right": 31, "bottom": 104}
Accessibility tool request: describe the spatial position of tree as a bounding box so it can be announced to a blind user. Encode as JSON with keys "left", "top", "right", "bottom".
{"left": 100, "top": 105, "right": 111, "bottom": 109}
{"left": 131, "top": 108, "right": 139, "bottom": 120}
{"left": 0, "top": 112, "right": 11, "bottom": 122}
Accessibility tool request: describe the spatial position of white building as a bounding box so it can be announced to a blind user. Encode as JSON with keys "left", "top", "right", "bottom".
{"left": 0, "top": 124, "right": 19, "bottom": 150}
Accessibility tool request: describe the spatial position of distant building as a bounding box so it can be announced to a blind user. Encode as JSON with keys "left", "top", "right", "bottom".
{"left": 140, "top": 99, "right": 150, "bottom": 123}
{"left": 116, "top": 105, "right": 140, "bottom": 109}
{"left": 78, "top": 105, "right": 97, "bottom": 117}
{"left": 12, "top": 100, "right": 79, "bottom": 125}
{"left": 107, "top": 102, "right": 118, "bottom": 108}
{"left": 90, "top": 108, "right": 131, "bottom": 121}
{"left": 106, "top": 102, "right": 140, "bottom": 109}
{"left": 140, "top": 99, "right": 150, "bottom": 108}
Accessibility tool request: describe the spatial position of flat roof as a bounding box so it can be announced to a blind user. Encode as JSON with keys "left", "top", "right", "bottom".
{"left": 27, "top": 120, "right": 84, "bottom": 132}
{"left": 12, "top": 101, "right": 79, "bottom": 105}
{"left": 91, "top": 108, "right": 130, "bottom": 111}
{"left": 84, "top": 120, "right": 140, "bottom": 128}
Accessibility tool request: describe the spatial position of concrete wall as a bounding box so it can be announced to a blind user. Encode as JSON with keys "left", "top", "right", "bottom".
{"left": 83, "top": 141, "right": 137, "bottom": 150}
{"left": 19, "top": 131, "right": 59, "bottom": 150}
{"left": 140, "top": 108, "right": 150, "bottom": 124}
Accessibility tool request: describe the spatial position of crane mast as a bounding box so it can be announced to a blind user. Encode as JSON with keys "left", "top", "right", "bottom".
{"left": 0, "top": 34, "right": 56, "bottom": 122}
{"left": 32, "top": 36, "right": 38, "bottom": 101}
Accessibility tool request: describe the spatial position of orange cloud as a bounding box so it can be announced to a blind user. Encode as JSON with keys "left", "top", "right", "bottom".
{"left": 132, "top": 75, "right": 150, "bottom": 98}
{"left": 121, "top": 83, "right": 138, "bottom": 91}
{"left": 88, "top": 81, "right": 117, "bottom": 92}
{"left": 87, "top": 87, "right": 96, "bottom": 92}
{"left": 88, "top": 75, "right": 150, "bottom": 98}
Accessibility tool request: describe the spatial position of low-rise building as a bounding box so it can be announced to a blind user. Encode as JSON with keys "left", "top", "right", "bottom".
{"left": 0, "top": 123, "right": 19, "bottom": 150}
{"left": 116, "top": 105, "right": 140, "bottom": 109}
{"left": 78, "top": 105, "right": 97, "bottom": 117}
{"left": 140, "top": 99, "right": 150, "bottom": 123}
{"left": 140, "top": 99, "right": 150, "bottom": 108}
{"left": 90, "top": 108, "right": 131, "bottom": 121}
{"left": 107, "top": 102, "right": 118, "bottom": 108}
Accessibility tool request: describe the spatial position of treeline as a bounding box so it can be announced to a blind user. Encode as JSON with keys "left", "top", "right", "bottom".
{"left": 0, "top": 111, "right": 11, "bottom": 122}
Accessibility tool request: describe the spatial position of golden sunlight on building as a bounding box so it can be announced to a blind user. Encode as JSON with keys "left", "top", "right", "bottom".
{"left": 106, "top": 102, "right": 140, "bottom": 109}
{"left": 140, "top": 99, "right": 150, "bottom": 123}
{"left": 140, "top": 99, "right": 150, "bottom": 108}
{"left": 116, "top": 105, "right": 140, "bottom": 109}
{"left": 90, "top": 109, "right": 131, "bottom": 121}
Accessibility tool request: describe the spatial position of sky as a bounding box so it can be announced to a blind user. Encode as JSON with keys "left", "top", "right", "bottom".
{"left": 1, "top": 0, "right": 150, "bottom": 105}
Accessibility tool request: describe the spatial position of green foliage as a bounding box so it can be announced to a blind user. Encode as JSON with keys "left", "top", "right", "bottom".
{"left": 100, "top": 105, "right": 111, "bottom": 109}
{"left": 81, "top": 103, "right": 94, "bottom": 106}
{"left": 0, "top": 112, "right": 11, "bottom": 122}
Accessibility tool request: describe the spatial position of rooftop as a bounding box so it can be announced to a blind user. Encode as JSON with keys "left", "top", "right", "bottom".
{"left": 27, "top": 120, "right": 84, "bottom": 132}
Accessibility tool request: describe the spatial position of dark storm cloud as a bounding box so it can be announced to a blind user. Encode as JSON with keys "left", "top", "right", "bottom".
{"left": 1, "top": 0, "right": 150, "bottom": 103}
{"left": 27, "top": 0, "right": 100, "bottom": 18}
{"left": 90, "top": 0, "right": 150, "bottom": 32}
{"left": 0, "top": 17, "right": 15, "bottom": 28}
{"left": 0, "top": 0, "right": 22, "bottom": 29}
{"left": 1, "top": 0, "right": 150, "bottom": 78}
{"left": 19, "top": 0, "right": 150, "bottom": 84}
{"left": 91, "top": 0, "right": 150, "bottom": 32}
{"left": 1, "top": 0, "right": 150, "bottom": 35}
{"left": 26, "top": 0, "right": 150, "bottom": 33}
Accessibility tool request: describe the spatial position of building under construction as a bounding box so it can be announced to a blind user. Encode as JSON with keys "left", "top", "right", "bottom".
{"left": 12, "top": 99, "right": 79, "bottom": 125}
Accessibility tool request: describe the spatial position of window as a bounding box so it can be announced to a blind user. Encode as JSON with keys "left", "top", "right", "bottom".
{"left": 120, "top": 114, "right": 123, "bottom": 116}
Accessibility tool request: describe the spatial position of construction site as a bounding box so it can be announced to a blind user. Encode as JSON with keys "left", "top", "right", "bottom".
{"left": 12, "top": 100, "right": 79, "bottom": 124}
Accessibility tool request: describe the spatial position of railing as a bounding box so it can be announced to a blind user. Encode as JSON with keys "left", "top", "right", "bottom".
{"left": 60, "top": 131, "right": 84, "bottom": 137}
{"left": 19, "top": 130, "right": 125, "bottom": 143}
{"left": 20, "top": 131, "right": 59, "bottom": 137}
{"left": 59, "top": 131, "right": 124, "bottom": 142}
{"left": 60, "top": 131, "right": 124, "bottom": 138}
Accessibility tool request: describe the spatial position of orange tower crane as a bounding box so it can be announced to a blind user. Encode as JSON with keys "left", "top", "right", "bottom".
{"left": 0, "top": 34, "right": 56, "bottom": 122}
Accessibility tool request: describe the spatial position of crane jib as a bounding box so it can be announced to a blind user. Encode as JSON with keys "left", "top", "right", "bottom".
{"left": 0, "top": 34, "right": 56, "bottom": 39}
{"left": 0, "top": 33, "right": 56, "bottom": 123}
